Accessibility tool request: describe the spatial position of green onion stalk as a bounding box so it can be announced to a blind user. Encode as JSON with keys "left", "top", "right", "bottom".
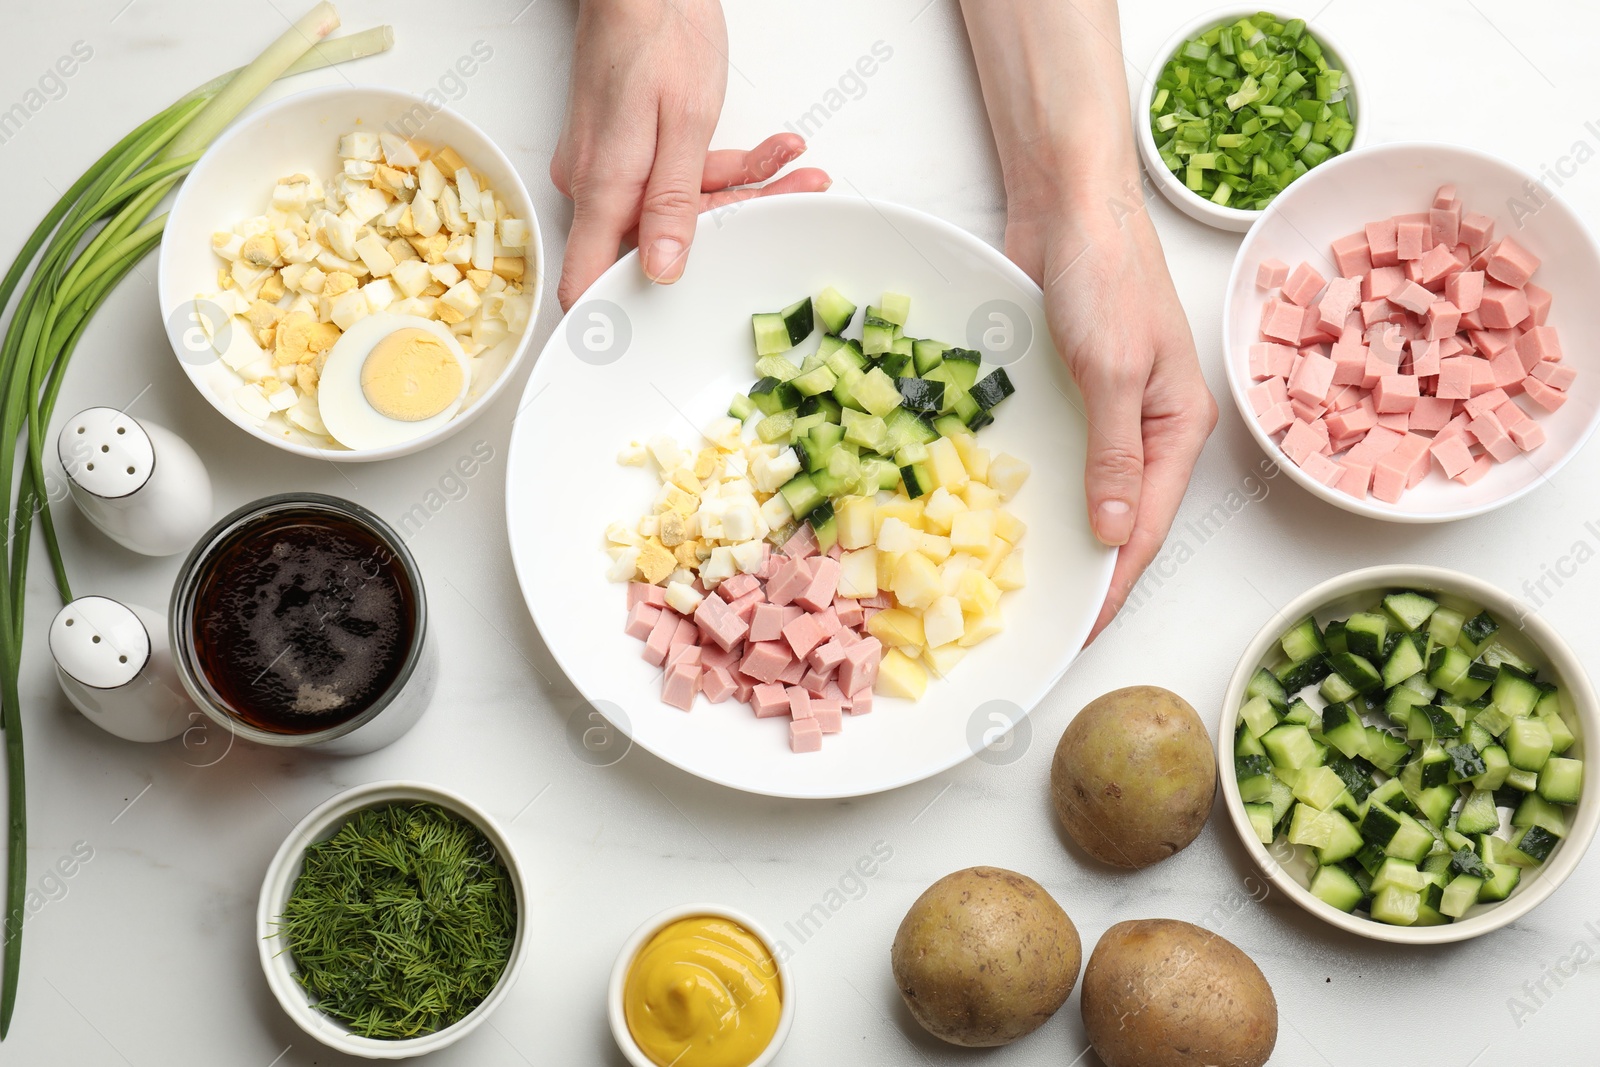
{"left": 0, "top": 4, "right": 394, "bottom": 1036}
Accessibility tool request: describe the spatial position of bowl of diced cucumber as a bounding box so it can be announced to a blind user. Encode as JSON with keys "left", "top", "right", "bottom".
{"left": 1219, "top": 565, "right": 1597, "bottom": 943}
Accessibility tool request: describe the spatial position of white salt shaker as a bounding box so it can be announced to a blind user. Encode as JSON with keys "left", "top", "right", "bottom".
{"left": 57, "top": 407, "right": 212, "bottom": 557}
{"left": 49, "top": 596, "right": 191, "bottom": 743}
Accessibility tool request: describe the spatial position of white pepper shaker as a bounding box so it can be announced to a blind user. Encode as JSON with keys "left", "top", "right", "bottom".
{"left": 57, "top": 407, "right": 213, "bottom": 557}
{"left": 49, "top": 596, "right": 191, "bottom": 743}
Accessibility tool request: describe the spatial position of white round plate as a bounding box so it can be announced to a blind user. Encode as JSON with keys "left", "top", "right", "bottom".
{"left": 505, "top": 194, "right": 1114, "bottom": 798}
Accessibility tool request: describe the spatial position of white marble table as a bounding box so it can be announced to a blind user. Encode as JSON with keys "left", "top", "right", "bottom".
{"left": 5, "top": 1, "right": 1598, "bottom": 1063}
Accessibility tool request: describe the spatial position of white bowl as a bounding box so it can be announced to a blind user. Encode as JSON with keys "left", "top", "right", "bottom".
{"left": 1136, "top": 6, "right": 1367, "bottom": 232}
{"left": 504, "top": 193, "right": 1116, "bottom": 798}
{"left": 256, "top": 780, "right": 528, "bottom": 1058}
{"left": 1218, "top": 565, "right": 1599, "bottom": 944}
{"left": 1222, "top": 142, "right": 1600, "bottom": 521}
{"left": 607, "top": 903, "right": 795, "bottom": 1067}
{"left": 159, "top": 86, "right": 543, "bottom": 461}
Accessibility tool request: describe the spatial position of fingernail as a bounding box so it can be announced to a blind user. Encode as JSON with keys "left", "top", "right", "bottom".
{"left": 1095, "top": 500, "right": 1133, "bottom": 547}
{"left": 644, "top": 238, "right": 686, "bottom": 283}
{"left": 819, "top": 179, "right": 832, "bottom": 192}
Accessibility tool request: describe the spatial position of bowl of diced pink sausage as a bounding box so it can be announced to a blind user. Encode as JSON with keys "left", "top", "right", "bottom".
{"left": 1223, "top": 141, "right": 1600, "bottom": 521}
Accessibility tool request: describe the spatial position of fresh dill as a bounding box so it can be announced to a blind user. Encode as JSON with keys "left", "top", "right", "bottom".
{"left": 272, "top": 802, "right": 517, "bottom": 1039}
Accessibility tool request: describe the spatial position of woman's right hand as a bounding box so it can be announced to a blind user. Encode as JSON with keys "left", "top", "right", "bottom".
{"left": 551, "top": 0, "right": 829, "bottom": 311}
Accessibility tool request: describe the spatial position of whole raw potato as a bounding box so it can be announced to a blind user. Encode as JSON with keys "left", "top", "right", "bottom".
{"left": 890, "top": 866, "right": 1081, "bottom": 1046}
{"left": 1051, "top": 686, "right": 1215, "bottom": 868}
{"left": 1081, "top": 919, "right": 1277, "bottom": 1067}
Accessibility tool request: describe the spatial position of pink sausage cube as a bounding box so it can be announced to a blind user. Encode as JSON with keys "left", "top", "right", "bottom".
{"left": 1366, "top": 218, "right": 1400, "bottom": 267}
{"left": 776, "top": 655, "right": 806, "bottom": 687}
{"left": 1430, "top": 435, "right": 1475, "bottom": 479}
{"left": 1336, "top": 459, "right": 1373, "bottom": 499}
{"left": 1464, "top": 387, "right": 1511, "bottom": 420}
{"left": 1325, "top": 400, "right": 1378, "bottom": 440}
{"left": 1489, "top": 349, "right": 1527, "bottom": 390}
{"left": 1425, "top": 301, "right": 1461, "bottom": 341}
{"left": 700, "top": 643, "right": 740, "bottom": 671}
{"left": 719, "top": 573, "right": 759, "bottom": 600}
{"left": 1376, "top": 411, "right": 1410, "bottom": 432}
{"left": 1469, "top": 411, "right": 1519, "bottom": 462}
{"left": 1247, "top": 379, "right": 1285, "bottom": 417}
{"left": 1262, "top": 300, "right": 1305, "bottom": 343}
{"left": 1249, "top": 342, "right": 1287, "bottom": 380}
{"left": 749, "top": 602, "right": 786, "bottom": 643}
{"left": 1258, "top": 403, "right": 1295, "bottom": 436}
{"left": 848, "top": 689, "right": 874, "bottom": 716}
{"left": 751, "top": 682, "right": 790, "bottom": 718}
{"left": 702, "top": 666, "right": 736, "bottom": 704}
{"left": 1531, "top": 360, "right": 1577, "bottom": 390}
{"left": 785, "top": 686, "right": 814, "bottom": 720}
{"left": 1524, "top": 282, "right": 1553, "bottom": 326}
{"left": 1329, "top": 340, "right": 1367, "bottom": 386}
{"left": 1460, "top": 212, "right": 1496, "bottom": 255}
{"left": 727, "top": 590, "right": 764, "bottom": 622}
{"left": 1516, "top": 326, "right": 1563, "bottom": 370}
{"left": 1432, "top": 185, "right": 1459, "bottom": 210}
{"left": 695, "top": 596, "right": 751, "bottom": 653}
{"left": 1410, "top": 340, "right": 1442, "bottom": 378}
{"left": 667, "top": 644, "right": 702, "bottom": 672}
{"left": 1522, "top": 377, "right": 1569, "bottom": 412}
{"left": 763, "top": 558, "right": 808, "bottom": 607}
{"left": 668, "top": 617, "right": 698, "bottom": 656}
{"left": 782, "top": 612, "right": 826, "bottom": 660}
{"left": 1288, "top": 351, "right": 1336, "bottom": 403}
{"left": 1281, "top": 420, "right": 1324, "bottom": 465}
{"left": 838, "top": 636, "right": 882, "bottom": 697}
{"left": 1445, "top": 270, "right": 1484, "bottom": 314}
{"left": 1410, "top": 396, "right": 1455, "bottom": 433}
{"left": 833, "top": 597, "right": 864, "bottom": 628}
{"left": 1374, "top": 375, "right": 1420, "bottom": 413}
{"left": 1455, "top": 455, "right": 1495, "bottom": 486}
{"left": 1487, "top": 235, "right": 1541, "bottom": 288}
{"left": 1390, "top": 280, "right": 1435, "bottom": 316}
{"left": 1510, "top": 419, "right": 1547, "bottom": 451}
{"left": 789, "top": 717, "right": 822, "bottom": 753}
{"left": 1317, "top": 276, "right": 1363, "bottom": 333}
{"left": 626, "top": 602, "right": 663, "bottom": 642}
{"left": 809, "top": 637, "right": 849, "bottom": 673}
{"left": 1331, "top": 232, "right": 1373, "bottom": 278}
{"left": 1436, "top": 357, "right": 1474, "bottom": 400}
{"left": 1370, "top": 460, "right": 1407, "bottom": 504}
{"left": 1479, "top": 282, "right": 1529, "bottom": 330}
{"left": 1416, "top": 243, "right": 1460, "bottom": 289}
{"left": 1256, "top": 257, "right": 1290, "bottom": 290}
{"left": 740, "top": 641, "right": 792, "bottom": 685}
{"left": 628, "top": 582, "right": 669, "bottom": 610}
{"left": 1283, "top": 261, "right": 1327, "bottom": 306}
{"left": 1365, "top": 265, "right": 1406, "bottom": 301}
{"left": 795, "top": 557, "right": 841, "bottom": 613}
{"left": 1396, "top": 219, "right": 1429, "bottom": 261}
{"left": 642, "top": 610, "right": 678, "bottom": 667}
{"left": 662, "top": 662, "right": 701, "bottom": 711}
{"left": 1430, "top": 201, "right": 1462, "bottom": 249}
{"left": 1300, "top": 451, "right": 1344, "bottom": 487}
{"left": 812, "top": 700, "right": 843, "bottom": 734}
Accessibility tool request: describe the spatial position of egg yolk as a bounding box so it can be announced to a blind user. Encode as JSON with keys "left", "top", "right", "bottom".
{"left": 623, "top": 916, "right": 782, "bottom": 1067}
{"left": 359, "top": 328, "right": 463, "bottom": 422}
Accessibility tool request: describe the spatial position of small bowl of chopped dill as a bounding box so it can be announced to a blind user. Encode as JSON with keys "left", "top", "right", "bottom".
{"left": 1137, "top": 8, "right": 1366, "bottom": 231}
{"left": 257, "top": 781, "right": 527, "bottom": 1058}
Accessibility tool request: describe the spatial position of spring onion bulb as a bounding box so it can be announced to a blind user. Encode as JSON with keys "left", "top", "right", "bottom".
{"left": 0, "top": 5, "right": 393, "bottom": 1037}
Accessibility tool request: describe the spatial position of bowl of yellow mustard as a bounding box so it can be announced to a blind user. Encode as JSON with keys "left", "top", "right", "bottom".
{"left": 608, "top": 903, "right": 793, "bottom": 1067}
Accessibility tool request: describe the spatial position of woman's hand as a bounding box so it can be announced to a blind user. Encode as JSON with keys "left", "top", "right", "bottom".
{"left": 1006, "top": 192, "right": 1217, "bottom": 638}
{"left": 959, "top": 0, "right": 1217, "bottom": 638}
{"left": 551, "top": 0, "right": 829, "bottom": 311}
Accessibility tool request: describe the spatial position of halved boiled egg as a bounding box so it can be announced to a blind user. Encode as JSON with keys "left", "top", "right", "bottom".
{"left": 317, "top": 313, "right": 471, "bottom": 450}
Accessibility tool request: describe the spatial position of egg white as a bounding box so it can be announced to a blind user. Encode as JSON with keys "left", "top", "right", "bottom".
{"left": 317, "top": 313, "right": 471, "bottom": 450}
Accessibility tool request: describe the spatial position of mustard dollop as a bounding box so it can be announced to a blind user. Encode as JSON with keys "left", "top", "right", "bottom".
{"left": 623, "top": 915, "right": 782, "bottom": 1067}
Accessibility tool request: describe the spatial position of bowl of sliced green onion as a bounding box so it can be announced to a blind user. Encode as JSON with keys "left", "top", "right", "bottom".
{"left": 1218, "top": 565, "right": 1599, "bottom": 943}
{"left": 1138, "top": 8, "right": 1365, "bottom": 230}
{"left": 257, "top": 780, "right": 528, "bottom": 1057}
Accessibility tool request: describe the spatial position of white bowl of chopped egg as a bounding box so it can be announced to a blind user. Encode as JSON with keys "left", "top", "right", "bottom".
{"left": 158, "top": 85, "right": 542, "bottom": 460}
